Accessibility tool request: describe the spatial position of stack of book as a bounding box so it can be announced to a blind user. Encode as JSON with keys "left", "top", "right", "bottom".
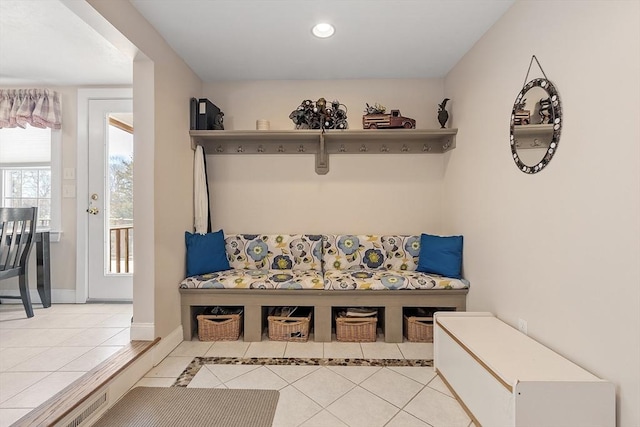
{"left": 338, "top": 307, "right": 378, "bottom": 318}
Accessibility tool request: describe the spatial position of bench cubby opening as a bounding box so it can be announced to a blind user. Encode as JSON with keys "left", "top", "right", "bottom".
{"left": 180, "top": 289, "right": 468, "bottom": 343}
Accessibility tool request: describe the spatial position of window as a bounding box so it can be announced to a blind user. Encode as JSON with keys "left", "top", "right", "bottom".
{"left": 0, "top": 125, "right": 61, "bottom": 230}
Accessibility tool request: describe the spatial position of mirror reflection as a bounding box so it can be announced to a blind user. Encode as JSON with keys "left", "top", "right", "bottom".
{"left": 510, "top": 78, "right": 562, "bottom": 174}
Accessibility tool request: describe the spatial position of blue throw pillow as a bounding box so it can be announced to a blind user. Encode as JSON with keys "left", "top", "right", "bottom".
{"left": 185, "top": 229, "right": 230, "bottom": 277}
{"left": 416, "top": 233, "right": 463, "bottom": 279}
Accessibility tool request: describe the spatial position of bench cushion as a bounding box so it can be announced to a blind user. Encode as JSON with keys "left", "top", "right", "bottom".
{"left": 180, "top": 269, "right": 324, "bottom": 290}
{"left": 225, "top": 234, "right": 323, "bottom": 271}
{"left": 322, "top": 235, "right": 422, "bottom": 271}
{"left": 323, "top": 269, "right": 469, "bottom": 290}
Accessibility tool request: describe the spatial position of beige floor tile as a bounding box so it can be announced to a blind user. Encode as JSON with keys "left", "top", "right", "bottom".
{"left": 169, "top": 340, "right": 213, "bottom": 357}
{"left": 323, "top": 341, "right": 363, "bottom": 359}
{"left": 266, "top": 364, "right": 320, "bottom": 384}
{"left": 204, "top": 340, "right": 250, "bottom": 357}
{"left": 96, "top": 313, "right": 132, "bottom": 328}
{"left": 0, "top": 408, "right": 32, "bottom": 427}
{"left": 59, "top": 346, "right": 122, "bottom": 372}
{"left": 57, "top": 327, "right": 125, "bottom": 347}
{"left": 326, "top": 386, "right": 399, "bottom": 427}
{"left": 385, "top": 410, "right": 432, "bottom": 427}
{"left": 427, "top": 374, "right": 454, "bottom": 397}
{"left": 360, "top": 368, "right": 424, "bottom": 408}
{"left": 388, "top": 366, "right": 437, "bottom": 385}
{"left": 0, "top": 347, "right": 49, "bottom": 372}
{"left": 326, "top": 365, "right": 380, "bottom": 384}
{"left": 271, "top": 385, "right": 322, "bottom": 427}
{"left": 292, "top": 367, "right": 355, "bottom": 407}
{"left": 8, "top": 346, "right": 93, "bottom": 372}
{"left": 243, "top": 340, "right": 287, "bottom": 358}
{"left": 0, "top": 328, "right": 85, "bottom": 348}
{"left": 144, "top": 356, "right": 193, "bottom": 378}
{"left": 0, "top": 371, "right": 84, "bottom": 408}
{"left": 224, "top": 365, "right": 288, "bottom": 390}
{"left": 299, "top": 409, "right": 348, "bottom": 427}
{"left": 284, "top": 341, "right": 324, "bottom": 358}
{"left": 360, "top": 342, "right": 404, "bottom": 359}
{"left": 0, "top": 372, "right": 49, "bottom": 403}
{"left": 204, "top": 364, "right": 260, "bottom": 383}
{"left": 398, "top": 342, "right": 434, "bottom": 360}
{"left": 186, "top": 367, "right": 222, "bottom": 388}
{"left": 404, "top": 387, "right": 470, "bottom": 427}
{"left": 100, "top": 329, "right": 130, "bottom": 346}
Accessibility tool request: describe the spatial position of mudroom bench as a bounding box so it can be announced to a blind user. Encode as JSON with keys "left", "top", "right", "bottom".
{"left": 180, "top": 287, "right": 468, "bottom": 342}
{"left": 180, "top": 232, "right": 469, "bottom": 342}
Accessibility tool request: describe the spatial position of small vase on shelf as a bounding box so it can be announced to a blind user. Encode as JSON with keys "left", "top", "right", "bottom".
{"left": 438, "top": 98, "right": 450, "bottom": 128}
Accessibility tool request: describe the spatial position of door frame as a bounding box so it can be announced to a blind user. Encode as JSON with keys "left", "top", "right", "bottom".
{"left": 76, "top": 88, "right": 133, "bottom": 303}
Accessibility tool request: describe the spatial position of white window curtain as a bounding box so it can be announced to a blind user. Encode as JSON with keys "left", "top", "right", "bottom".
{"left": 0, "top": 89, "right": 62, "bottom": 129}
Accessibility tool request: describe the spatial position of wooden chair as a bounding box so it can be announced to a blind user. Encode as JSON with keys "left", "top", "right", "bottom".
{"left": 0, "top": 207, "right": 38, "bottom": 318}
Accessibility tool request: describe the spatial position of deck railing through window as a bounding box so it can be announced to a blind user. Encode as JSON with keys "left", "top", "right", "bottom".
{"left": 109, "top": 225, "right": 133, "bottom": 273}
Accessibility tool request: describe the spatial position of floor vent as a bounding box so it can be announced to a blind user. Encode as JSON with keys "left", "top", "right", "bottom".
{"left": 64, "top": 391, "right": 108, "bottom": 427}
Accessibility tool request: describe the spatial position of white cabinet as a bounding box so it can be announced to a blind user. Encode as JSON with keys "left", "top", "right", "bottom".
{"left": 434, "top": 312, "right": 615, "bottom": 427}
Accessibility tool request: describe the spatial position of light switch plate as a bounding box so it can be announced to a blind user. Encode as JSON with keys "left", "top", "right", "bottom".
{"left": 63, "top": 184, "right": 76, "bottom": 198}
{"left": 63, "top": 168, "right": 75, "bottom": 180}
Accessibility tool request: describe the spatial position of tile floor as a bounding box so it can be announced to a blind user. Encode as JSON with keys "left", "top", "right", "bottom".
{"left": 0, "top": 303, "right": 133, "bottom": 427}
{"left": 0, "top": 303, "right": 473, "bottom": 427}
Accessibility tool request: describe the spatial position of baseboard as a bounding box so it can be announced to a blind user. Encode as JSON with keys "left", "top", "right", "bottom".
{"left": 0, "top": 288, "right": 76, "bottom": 304}
{"left": 152, "top": 325, "right": 183, "bottom": 365}
{"left": 130, "top": 322, "right": 154, "bottom": 341}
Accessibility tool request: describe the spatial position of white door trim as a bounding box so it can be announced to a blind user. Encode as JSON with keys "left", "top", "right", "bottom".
{"left": 76, "top": 88, "right": 133, "bottom": 303}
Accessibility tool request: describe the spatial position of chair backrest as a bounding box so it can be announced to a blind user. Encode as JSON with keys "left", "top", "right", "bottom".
{"left": 0, "top": 207, "right": 38, "bottom": 274}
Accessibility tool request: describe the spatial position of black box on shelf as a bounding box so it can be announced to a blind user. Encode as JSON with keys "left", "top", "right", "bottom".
{"left": 191, "top": 98, "right": 223, "bottom": 130}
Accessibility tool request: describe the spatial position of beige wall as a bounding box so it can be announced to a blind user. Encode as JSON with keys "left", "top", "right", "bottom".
{"left": 443, "top": 1, "right": 640, "bottom": 426}
{"left": 203, "top": 79, "right": 448, "bottom": 234}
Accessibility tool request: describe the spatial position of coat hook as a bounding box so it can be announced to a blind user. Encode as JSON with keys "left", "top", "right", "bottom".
{"left": 422, "top": 144, "right": 431, "bottom": 152}
{"left": 401, "top": 144, "right": 409, "bottom": 152}
{"left": 381, "top": 145, "right": 389, "bottom": 153}
{"left": 298, "top": 144, "right": 306, "bottom": 153}
{"left": 278, "top": 145, "right": 285, "bottom": 152}
{"left": 237, "top": 145, "right": 244, "bottom": 153}
{"left": 216, "top": 145, "right": 224, "bottom": 153}
{"left": 360, "top": 144, "right": 368, "bottom": 152}
{"left": 257, "top": 145, "right": 265, "bottom": 153}
{"left": 443, "top": 140, "right": 451, "bottom": 150}
{"left": 339, "top": 144, "right": 346, "bottom": 152}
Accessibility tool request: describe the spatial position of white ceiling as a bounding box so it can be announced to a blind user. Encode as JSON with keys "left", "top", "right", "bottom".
{"left": 0, "top": 0, "right": 514, "bottom": 86}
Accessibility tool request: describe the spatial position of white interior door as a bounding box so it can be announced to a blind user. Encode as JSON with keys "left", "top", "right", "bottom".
{"left": 87, "top": 99, "right": 133, "bottom": 301}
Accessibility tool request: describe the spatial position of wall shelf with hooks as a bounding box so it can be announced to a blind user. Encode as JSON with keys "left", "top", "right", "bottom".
{"left": 190, "top": 128, "right": 457, "bottom": 174}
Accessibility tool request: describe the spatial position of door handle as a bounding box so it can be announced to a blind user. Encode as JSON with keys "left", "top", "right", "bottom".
{"left": 87, "top": 193, "right": 99, "bottom": 214}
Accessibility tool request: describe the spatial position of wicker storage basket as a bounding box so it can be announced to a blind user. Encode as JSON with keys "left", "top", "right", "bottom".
{"left": 268, "top": 312, "right": 311, "bottom": 342}
{"left": 404, "top": 315, "right": 434, "bottom": 342}
{"left": 197, "top": 314, "right": 242, "bottom": 341}
{"left": 335, "top": 316, "right": 377, "bottom": 342}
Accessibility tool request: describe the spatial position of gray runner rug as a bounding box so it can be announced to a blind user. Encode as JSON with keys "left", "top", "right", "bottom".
{"left": 93, "top": 387, "right": 279, "bottom": 427}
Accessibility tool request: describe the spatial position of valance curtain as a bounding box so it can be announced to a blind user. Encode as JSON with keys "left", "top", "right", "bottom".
{"left": 0, "top": 89, "right": 62, "bottom": 129}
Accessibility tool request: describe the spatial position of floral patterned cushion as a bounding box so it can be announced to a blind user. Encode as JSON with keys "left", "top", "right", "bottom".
{"left": 323, "top": 269, "right": 469, "bottom": 291}
{"left": 225, "top": 234, "right": 323, "bottom": 271}
{"left": 180, "top": 269, "right": 324, "bottom": 290}
{"left": 322, "top": 235, "right": 422, "bottom": 271}
{"left": 322, "top": 235, "right": 386, "bottom": 271}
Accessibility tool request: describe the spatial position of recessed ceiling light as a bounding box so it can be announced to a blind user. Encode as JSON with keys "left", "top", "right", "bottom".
{"left": 312, "top": 23, "right": 335, "bottom": 38}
